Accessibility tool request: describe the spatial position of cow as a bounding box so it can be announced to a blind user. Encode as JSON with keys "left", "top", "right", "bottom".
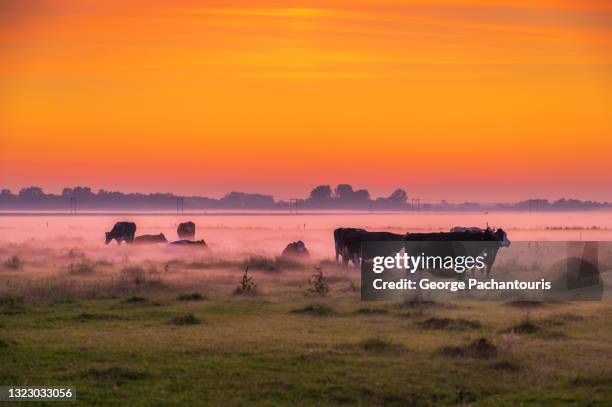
{"left": 105, "top": 222, "right": 136, "bottom": 245}
{"left": 404, "top": 228, "right": 510, "bottom": 276}
{"left": 134, "top": 233, "right": 167, "bottom": 244}
{"left": 169, "top": 239, "right": 207, "bottom": 247}
{"left": 450, "top": 226, "right": 486, "bottom": 233}
{"left": 334, "top": 228, "right": 366, "bottom": 264}
{"left": 335, "top": 228, "right": 405, "bottom": 268}
{"left": 177, "top": 222, "right": 196, "bottom": 240}
{"left": 281, "top": 240, "right": 310, "bottom": 259}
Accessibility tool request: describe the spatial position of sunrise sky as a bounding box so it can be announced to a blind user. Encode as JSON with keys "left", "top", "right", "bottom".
{"left": 0, "top": 0, "right": 610, "bottom": 202}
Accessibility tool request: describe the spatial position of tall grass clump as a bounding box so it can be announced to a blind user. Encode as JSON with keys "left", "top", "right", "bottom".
{"left": 307, "top": 267, "right": 329, "bottom": 296}
{"left": 3, "top": 255, "right": 22, "bottom": 270}
{"left": 234, "top": 266, "right": 257, "bottom": 295}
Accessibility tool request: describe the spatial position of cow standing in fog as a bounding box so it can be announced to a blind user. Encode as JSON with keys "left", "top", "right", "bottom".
{"left": 105, "top": 222, "right": 136, "bottom": 245}
{"left": 177, "top": 222, "right": 196, "bottom": 240}
{"left": 405, "top": 228, "right": 510, "bottom": 275}
{"left": 334, "top": 228, "right": 405, "bottom": 268}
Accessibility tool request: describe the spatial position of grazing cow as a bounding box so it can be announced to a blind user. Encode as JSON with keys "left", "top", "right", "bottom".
{"left": 336, "top": 229, "right": 405, "bottom": 268}
{"left": 134, "top": 233, "right": 167, "bottom": 244}
{"left": 105, "top": 222, "right": 136, "bottom": 245}
{"left": 281, "top": 240, "right": 310, "bottom": 259}
{"left": 169, "top": 239, "right": 207, "bottom": 247}
{"left": 334, "top": 228, "right": 366, "bottom": 264}
{"left": 405, "top": 228, "right": 510, "bottom": 275}
{"left": 177, "top": 222, "right": 196, "bottom": 240}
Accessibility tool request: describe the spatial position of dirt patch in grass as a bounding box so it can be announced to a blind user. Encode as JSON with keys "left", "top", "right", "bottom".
{"left": 291, "top": 304, "right": 335, "bottom": 316}
{"left": 171, "top": 314, "right": 201, "bottom": 325}
{"left": 439, "top": 338, "right": 498, "bottom": 359}
{"left": 177, "top": 292, "right": 207, "bottom": 302}
{"left": 71, "top": 366, "right": 151, "bottom": 387}
{"left": 420, "top": 317, "right": 482, "bottom": 330}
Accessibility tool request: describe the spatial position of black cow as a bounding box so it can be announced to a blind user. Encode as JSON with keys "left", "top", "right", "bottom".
{"left": 281, "top": 240, "right": 310, "bottom": 259}
{"left": 105, "top": 222, "right": 136, "bottom": 245}
{"left": 404, "top": 228, "right": 510, "bottom": 275}
{"left": 134, "top": 233, "right": 167, "bottom": 244}
{"left": 336, "top": 229, "right": 405, "bottom": 268}
{"left": 169, "top": 239, "right": 207, "bottom": 247}
{"left": 177, "top": 222, "right": 196, "bottom": 240}
{"left": 334, "top": 228, "right": 366, "bottom": 264}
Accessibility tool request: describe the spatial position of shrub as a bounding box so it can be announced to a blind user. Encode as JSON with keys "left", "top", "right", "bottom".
{"left": 3, "top": 255, "right": 21, "bottom": 270}
{"left": 234, "top": 266, "right": 257, "bottom": 295}
{"left": 67, "top": 262, "right": 95, "bottom": 275}
{"left": 291, "top": 304, "right": 335, "bottom": 316}
{"left": 308, "top": 267, "right": 329, "bottom": 296}
{"left": 171, "top": 314, "right": 201, "bottom": 325}
{"left": 177, "top": 292, "right": 207, "bottom": 301}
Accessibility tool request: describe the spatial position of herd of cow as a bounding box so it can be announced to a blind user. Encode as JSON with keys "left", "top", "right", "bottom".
{"left": 334, "top": 227, "right": 510, "bottom": 274}
{"left": 104, "top": 221, "right": 206, "bottom": 246}
{"left": 104, "top": 221, "right": 510, "bottom": 274}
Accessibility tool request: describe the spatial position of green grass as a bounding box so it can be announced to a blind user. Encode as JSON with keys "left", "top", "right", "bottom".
{"left": 0, "top": 266, "right": 611, "bottom": 406}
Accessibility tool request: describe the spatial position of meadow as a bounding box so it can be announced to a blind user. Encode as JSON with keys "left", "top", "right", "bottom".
{"left": 0, "top": 212, "right": 611, "bottom": 405}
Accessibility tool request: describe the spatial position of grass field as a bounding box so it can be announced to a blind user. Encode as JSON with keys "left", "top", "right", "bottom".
{"left": 1, "top": 249, "right": 611, "bottom": 406}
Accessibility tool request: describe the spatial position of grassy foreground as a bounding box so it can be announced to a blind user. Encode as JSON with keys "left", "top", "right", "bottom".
{"left": 0, "top": 259, "right": 611, "bottom": 406}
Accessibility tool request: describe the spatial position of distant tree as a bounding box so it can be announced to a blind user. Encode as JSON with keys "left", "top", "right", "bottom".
{"left": 18, "top": 186, "right": 44, "bottom": 198}
{"left": 334, "top": 184, "right": 354, "bottom": 201}
{"left": 387, "top": 189, "right": 407, "bottom": 204}
{"left": 309, "top": 185, "right": 332, "bottom": 202}
{"left": 353, "top": 189, "right": 370, "bottom": 202}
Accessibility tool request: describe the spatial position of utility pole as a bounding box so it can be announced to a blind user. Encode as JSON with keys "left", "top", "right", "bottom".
{"left": 289, "top": 199, "right": 299, "bottom": 214}
{"left": 176, "top": 197, "right": 184, "bottom": 215}
{"left": 69, "top": 197, "right": 77, "bottom": 214}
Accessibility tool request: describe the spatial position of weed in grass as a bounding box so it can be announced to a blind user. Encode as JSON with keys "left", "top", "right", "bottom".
{"left": 67, "top": 262, "right": 96, "bottom": 275}
{"left": 505, "top": 300, "right": 544, "bottom": 309}
{"left": 489, "top": 360, "right": 521, "bottom": 372}
{"left": 420, "top": 317, "right": 481, "bottom": 330}
{"left": 505, "top": 318, "right": 541, "bottom": 334}
{"left": 171, "top": 314, "right": 201, "bottom": 325}
{"left": 3, "top": 255, "right": 21, "bottom": 270}
{"left": 0, "top": 296, "right": 26, "bottom": 315}
{"left": 439, "top": 338, "right": 498, "bottom": 359}
{"left": 124, "top": 296, "right": 148, "bottom": 303}
{"left": 73, "top": 367, "right": 151, "bottom": 387}
{"left": 177, "top": 292, "right": 207, "bottom": 301}
{"left": 76, "top": 313, "right": 126, "bottom": 322}
{"left": 358, "top": 337, "right": 406, "bottom": 354}
{"left": 308, "top": 267, "right": 329, "bottom": 296}
{"left": 355, "top": 308, "right": 390, "bottom": 315}
{"left": 291, "top": 304, "right": 335, "bottom": 316}
{"left": 234, "top": 266, "right": 257, "bottom": 295}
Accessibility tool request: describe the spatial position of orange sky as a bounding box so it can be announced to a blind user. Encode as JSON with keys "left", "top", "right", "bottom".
{"left": 0, "top": 0, "right": 610, "bottom": 201}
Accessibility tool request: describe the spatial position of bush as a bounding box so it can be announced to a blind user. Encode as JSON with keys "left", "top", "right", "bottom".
{"left": 171, "top": 314, "right": 201, "bottom": 325}
{"left": 308, "top": 267, "right": 329, "bottom": 296}
{"left": 3, "top": 255, "right": 22, "bottom": 270}
{"left": 177, "top": 292, "right": 207, "bottom": 301}
{"left": 67, "top": 262, "right": 96, "bottom": 275}
{"left": 234, "top": 266, "right": 257, "bottom": 295}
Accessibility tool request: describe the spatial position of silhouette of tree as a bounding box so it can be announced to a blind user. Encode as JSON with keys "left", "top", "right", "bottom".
{"left": 309, "top": 185, "right": 332, "bottom": 202}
